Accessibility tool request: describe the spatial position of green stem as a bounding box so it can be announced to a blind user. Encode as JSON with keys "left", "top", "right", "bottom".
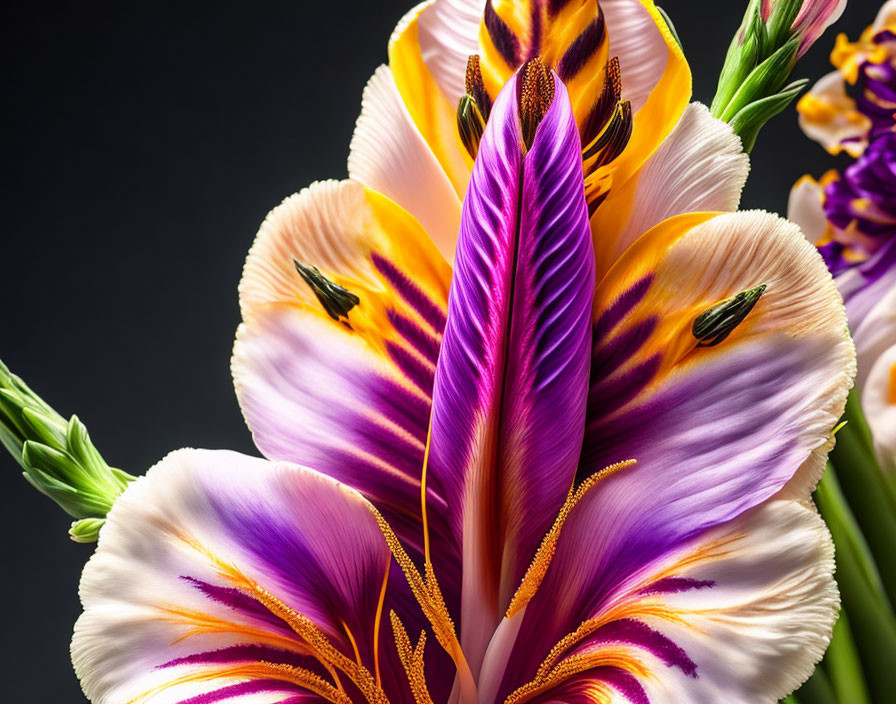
{"left": 831, "top": 395, "right": 896, "bottom": 609}
{"left": 825, "top": 610, "right": 871, "bottom": 704}
{"left": 814, "top": 464, "right": 896, "bottom": 701}
{"left": 797, "top": 667, "right": 837, "bottom": 704}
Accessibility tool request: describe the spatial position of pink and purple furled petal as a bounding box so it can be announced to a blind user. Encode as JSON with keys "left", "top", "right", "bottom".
{"left": 427, "top": 68, "right": 594, "bottom": 673}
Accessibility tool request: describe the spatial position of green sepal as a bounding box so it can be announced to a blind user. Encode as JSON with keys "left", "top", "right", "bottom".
{"left": 763, "top": 0, "right": 803, "bottom": 52}
{"left": 1, "top": 356, "right": 137, "bottom": 542}
{"left": 711, "top": 0, "right": 764, "bottom": 117}
{"left": 728, "top": 79, "right": 808, "bottom": 152}
{"left": 719, "top": 36, "right": 800, "bottom": 123}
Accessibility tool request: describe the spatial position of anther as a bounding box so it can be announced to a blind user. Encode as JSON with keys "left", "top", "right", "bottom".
{"left": 457, "top": 94, "right": 486, "bottom": 159}
{"left": 294, "top": 260, "right": 360, "bottom": 322}
{"left": 465, "top": 54, "right": 493, "bottom": 120}
{"left": 518, "top": 57, "right": 554, "bottom": 151}
{"left": 692, "top": 284, "right": 767, "bottom": 347}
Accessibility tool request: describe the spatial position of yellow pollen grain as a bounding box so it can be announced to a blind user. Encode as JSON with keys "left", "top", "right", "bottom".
{"left": 888, "top": 361, "right": 896, "bottom": 404}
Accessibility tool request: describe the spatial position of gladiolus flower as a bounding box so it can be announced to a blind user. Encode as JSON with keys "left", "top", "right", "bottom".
{"left": 67, "top": 3, "right": 857, "bottom": 701}
{"left": 790, "top": 0, "right": 896, "bottom": 474}
{"left": 797, "top": 0, "right": 896, "bottom": 156}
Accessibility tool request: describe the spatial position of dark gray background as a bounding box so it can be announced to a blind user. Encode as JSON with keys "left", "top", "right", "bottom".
{"left": 0, "top": 0, "right": 872, "bottom": 699}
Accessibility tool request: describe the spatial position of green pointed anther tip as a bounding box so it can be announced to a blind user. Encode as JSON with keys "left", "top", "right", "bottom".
{"left": 457, "top": 94, "right": 486, "bottom": 160}
{"left": 692, "top": 284, "right": 767, "bottom": 347}
{"left": 293, "top": 260, "right": 360, "bottom": 322}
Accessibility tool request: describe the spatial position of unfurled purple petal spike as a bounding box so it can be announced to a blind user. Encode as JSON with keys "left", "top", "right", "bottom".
{"left": 427, "top": 60, "right": 595, "bottom": 675}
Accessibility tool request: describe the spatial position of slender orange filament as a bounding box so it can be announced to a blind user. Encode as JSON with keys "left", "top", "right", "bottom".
{"left": 126, "top": 662, "right": 351, "bottom": 704}
{"left": 371, "top": 507, "right": 478, "bottom": 701}
{"left": 504, "top": 646, "right": 650, "bottom": 704}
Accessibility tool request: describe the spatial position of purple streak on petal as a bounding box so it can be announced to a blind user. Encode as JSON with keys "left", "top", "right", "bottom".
{"left": 586, "top": 353, "right": 661, "bottom": 421}
{"left": 590, "top": 619, "right": 698, "bottom": 676}
{"left": 388, "top": 309, "right": 441, "bottom": 361}
{"left": 176, "top": 679, "right": 301, "bottom": 704}
{"left": 600, "top": 667, "right": 651, "bottom": 704}
{"left": 428, "top": 71, "right": 595, "bottom": 672}
{"left": 527, "top": 0, "right": 543, "bottom": 61}
{"left": 159, "top": 644, "right": 314, "bottom": 670}
{"left": 527, "top": 666, "right": 649, "bottom": 704}
{"left": 639, "top": 577, "right": 715, "bottom": 595}
{"left": 371, "top": 253, "right": 447, "bottom": 332}
{"left": 591, "top": 318, "right": 658, "bottom": 380}
{"left": 181, "top": 577, "right": 295, "bottom": 635}
{"left": 548, "top": 0, "right": 573, "bottom": 14}
{"left": 592, "top": 275, "right": 654, "bottom": 342}
{"left": 558, "top": 16, "right": 605, "bottom": 81}
{"left": 386, "top": 341, "right": 436, "bottom": 394}
{"left": 484, "top": 0, "right": 521, "bottom": 67}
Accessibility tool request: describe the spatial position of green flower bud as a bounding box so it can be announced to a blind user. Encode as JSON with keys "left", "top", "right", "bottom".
{"left": 0, "top": 358, "right": 135, "bottom": 542}
{"left": 710, "top": 0, "right": 844, "bottom": 151}
{"left": 70, "top": 517, "right": 106, "bottom": 543}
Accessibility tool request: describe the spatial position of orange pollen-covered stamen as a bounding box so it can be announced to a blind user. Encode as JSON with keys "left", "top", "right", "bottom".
{"left": 371, "top": 507, "right": 478, "bottom": 701}
{"left": 504, "top": 646, "right": 651, "bottom": 704}
{"left": 506, "top": 459, "right": 637, "bottom": 618}
{"left": 391, "top": 611, "right": 435, "bottom": 704}
{"left": 518, "top": 56, "right": 555, "bottom": 149}
{"left": 179, "top": 536, "right": 389, "bottom": 704}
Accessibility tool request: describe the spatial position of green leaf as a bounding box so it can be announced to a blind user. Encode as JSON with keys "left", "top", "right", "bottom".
{"left": 825, "top": 610, "right": 871, "bottom": 704}
{"left": 796, "top": 667, "right": 837, "bottom": 704}
{"left": 832, "top": 394, "right": 896, "bottom": 609}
